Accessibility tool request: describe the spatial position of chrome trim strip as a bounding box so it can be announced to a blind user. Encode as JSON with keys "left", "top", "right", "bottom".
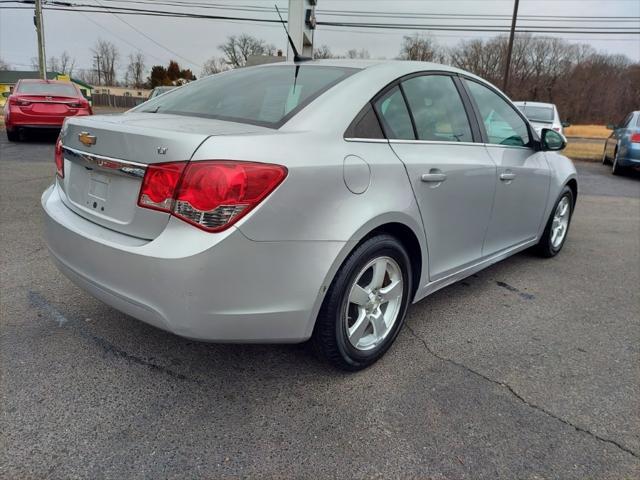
{"left": 483, "top": 143, "right": 532, "bottom": 151}
{"left": 344, "top": 137, "right": 389, "bottom": 144}
{"left": 389, "top": 139, "right": 481, "bottom": 147}
{"left": 62, "top": 146, "right": 147, "bottom": 179}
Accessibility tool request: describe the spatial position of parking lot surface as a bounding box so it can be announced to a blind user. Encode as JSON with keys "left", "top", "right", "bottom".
{"left": 1, "top": 133, "right": 639, "bottom": 479}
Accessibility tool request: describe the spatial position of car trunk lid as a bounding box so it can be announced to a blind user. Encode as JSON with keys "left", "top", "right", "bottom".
{"left": 59, "top": 113, "right": 271, "bottom": 239}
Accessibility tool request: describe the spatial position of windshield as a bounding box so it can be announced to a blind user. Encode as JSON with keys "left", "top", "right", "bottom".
{"left": 150, "top": 87, "right": 175, "bottom": 98}
{"left": 518, "top": 105, "right": 554, "bottom": 123}
{"left": 17, "top": 82, "right": 78, "bottom": 97}
{"left": 135, "top": 65, "right": 358, "bottom": 128}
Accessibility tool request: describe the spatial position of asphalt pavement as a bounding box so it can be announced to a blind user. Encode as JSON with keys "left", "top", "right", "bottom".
{"left": 1, "top": 132, "right": 638, "bottom": 479}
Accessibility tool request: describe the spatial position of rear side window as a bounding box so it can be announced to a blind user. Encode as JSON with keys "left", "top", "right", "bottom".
{"left": 465, "top": 80, "right": 531, "bottom": 147}
{"left": 344, "top": 103, "right": 384, "bottom": 139}
{"left": 373, "top": 86, "right": 415, "bottom": 140}
{"left": 17, "top": 82, "right": 77, "bottom": 97}
{"left": 519, "top": 105, "right": 554, "bottom": 123}
{"left": 401, "top": 75, "right": 473, "bottom": 143}
{"left": 136, "top": 65, "right": 357, "bottom": 128}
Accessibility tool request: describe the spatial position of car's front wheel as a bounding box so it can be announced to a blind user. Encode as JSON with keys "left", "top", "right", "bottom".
{"left": 535, "top": 186, "right": 574, "bottom": 258}
{"left": 313, "top": 234, "right": 412, "bottom": 371}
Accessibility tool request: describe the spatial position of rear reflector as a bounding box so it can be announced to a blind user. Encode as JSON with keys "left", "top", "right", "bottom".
{"left": 54, "top": 138, "right": 64, "bottom": 178}
{"left": 138, "top": 160, "right": 287, "bottom": 232}
{"left": 631, "top": 133, "right": 640, "bottom": 143}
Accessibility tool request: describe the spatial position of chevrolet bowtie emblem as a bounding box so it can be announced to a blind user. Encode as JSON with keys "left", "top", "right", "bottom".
{"left": 78, "top": 131, "right": 96, "bottom": 147}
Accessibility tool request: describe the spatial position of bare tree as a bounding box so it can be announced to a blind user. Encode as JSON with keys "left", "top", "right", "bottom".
{"left": 346, "top": 48, "right": 370, "bottom": 59}
{"left": 399, "top": 33, "right": 441, "bottom": 62}
{"left": 0, "top": 58, "right": 9, "bottom": 70}
{"left": 313, "top": 45, "right": 334, "bottom": 59}
{"left": 47, "top": 51, "right": 76, "bottom": 75}
{"left": 219, "top": 34, "right": 275, "bottom": 68}
{"left": 125, "top": 52, "right": 146, "bottom": 88}
{"left": 59, "top": 51, "right": 75, "bottom": 75}
{"left": 201, "top": 56, "right": 229, "bottom": 76}
{"left": 91, "top": 39, "right": 119, "bottom": 85}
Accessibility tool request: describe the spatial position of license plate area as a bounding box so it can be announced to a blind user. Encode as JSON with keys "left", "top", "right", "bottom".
{"left": 61, "top": 147, "right": 148, "bottom": 225}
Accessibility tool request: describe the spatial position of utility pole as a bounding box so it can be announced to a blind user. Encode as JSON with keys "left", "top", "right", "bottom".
{"left": 95, "top": 55, "right": 102, "bottom": 85}
{"left": 287, "top": 0, "right": 316, "bottom": 60}
{"left": 502, "top": 0, "right": 519, "bottom": 93}
{"left": 34, "top": 0, "right": 47, "bottom": 79}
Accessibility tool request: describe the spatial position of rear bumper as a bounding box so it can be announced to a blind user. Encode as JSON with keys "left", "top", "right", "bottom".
{"left": 618, "top": 144, "right": 640, "bottom": 167}
{"left": 6, "top": 109, "right": 90, "bottom": 129}
{"left": 42, "top": 184, "right": 343, "bottom": 342}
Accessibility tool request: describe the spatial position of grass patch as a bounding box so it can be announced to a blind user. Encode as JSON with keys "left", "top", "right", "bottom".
{"left": 565, "top": 124, "right": 611, "bottom": 139}
{"left": 564, "top": 140, "right": 604, "bottom": 162}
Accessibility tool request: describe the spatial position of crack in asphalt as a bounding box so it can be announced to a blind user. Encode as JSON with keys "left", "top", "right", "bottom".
{"left": 404, "top": 322, "right": 639, "bottom": 460}
{"left": 28, "top": 291, "right": 201, "bottom": 385}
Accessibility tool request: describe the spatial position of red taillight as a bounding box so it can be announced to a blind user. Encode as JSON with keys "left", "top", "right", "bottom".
{"left": 138, "top": 162, "right": 187, "bottom": 211}
{"left": 137, "top": 160, "right": 287, "bottom": 232}
{"left": 54, "top": 138, "right": 64, "bottom": 178}
{"left": 631, "top": 133, "right": 640, "bottom": 143}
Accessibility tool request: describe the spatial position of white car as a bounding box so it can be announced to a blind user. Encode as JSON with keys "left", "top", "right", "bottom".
{"left": 514, "top": 101, "right": 567, "bottom": 136}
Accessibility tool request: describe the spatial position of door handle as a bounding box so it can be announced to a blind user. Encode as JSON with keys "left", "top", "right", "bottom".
{"left": 500, "top": 172, "right": 516, "bottom": 181}
{"left": 421, "top": 173, "right": 447, "bottom": 183}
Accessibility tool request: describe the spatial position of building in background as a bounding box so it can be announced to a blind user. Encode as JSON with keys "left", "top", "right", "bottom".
{"left": 0, "top": 70, "right": 93, "bottom": 107}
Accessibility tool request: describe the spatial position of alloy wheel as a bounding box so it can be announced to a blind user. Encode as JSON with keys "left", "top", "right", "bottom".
{"left": 345, "top": 256, "right": 404, "bottom": 351}
{"left": 551, "top": 195, "right": 570, "bottom": 249}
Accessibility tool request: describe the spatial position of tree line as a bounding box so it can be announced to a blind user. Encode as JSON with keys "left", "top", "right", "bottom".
{"left": 4, "top": 32, "right": 637, "bottom": 124}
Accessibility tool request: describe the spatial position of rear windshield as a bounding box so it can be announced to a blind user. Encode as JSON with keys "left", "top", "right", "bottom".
{"left": 518, "top": 105, "right": 554, "bottom": 123}
{"left": 17, "top": 82, "right": 77, "bottom": 97}
{"left": 135, "top": 65, "right": 358, "bottom": 128}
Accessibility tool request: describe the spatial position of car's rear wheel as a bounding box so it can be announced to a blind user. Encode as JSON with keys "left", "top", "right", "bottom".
{"left": 313, "top": 234, "right": 412, "bottom": 371}
{"left": 602, "top": 147, "right": 610, "bottom": 165}
{"left": 6, "top": 129, "right": 18, "bottom": 142}
{"left": 612, "top": 149, "right": 625, "bottom": 176}
{"left": 535, "top": 186, "right": 574, "bottom": 258}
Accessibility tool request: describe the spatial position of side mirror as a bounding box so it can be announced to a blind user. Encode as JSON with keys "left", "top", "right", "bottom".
{"left": 541, "top": 128, "right": 566, "bottom": 152}
{"left": 606, "top": 124, "right": 616, "bottom": 130}
{"left": 1, "top": 91, "right": 10, "bottom": 98}
{"left": 561, "top": 121, "right": 571, "bottom": 128}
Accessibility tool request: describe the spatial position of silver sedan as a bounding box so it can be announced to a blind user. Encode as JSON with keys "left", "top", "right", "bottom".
{"left": 42, "top": 60, "right": 577, "bottom": 370}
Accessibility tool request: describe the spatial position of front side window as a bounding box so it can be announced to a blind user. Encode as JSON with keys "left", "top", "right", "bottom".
{"left": 373, "top": 86, "right": 415, "bottom": 140}
{"left": 465, "top": 80, "right": 531, "bottom": 147}
{"left": 401, "top": 75, "right": 473, "bottom": 143}
{"left": 135, "top": 65, "right": 357, "bottom": 128}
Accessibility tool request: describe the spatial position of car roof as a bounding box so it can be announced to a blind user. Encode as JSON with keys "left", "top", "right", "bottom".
{"left": 513, "top": 101, "right": 556, "bottom": 109}
{"left": 253, "top": 58, "right": 475, "bottom": 76}
{"left": 18, "top": 79, "right": 74, "bottom": 85}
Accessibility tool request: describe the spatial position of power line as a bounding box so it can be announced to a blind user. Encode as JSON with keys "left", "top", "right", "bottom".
{"left": 2, "top": 4, "right": 637, "bottom": 36}
{"left": 92, "top": 0, "right": 202, "bottom": 68}
{"left": 77, "top": 11, "right": 166, "bottom": 63}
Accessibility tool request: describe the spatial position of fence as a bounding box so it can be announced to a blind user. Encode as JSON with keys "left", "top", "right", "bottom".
{"left": 91, "top": 93, "right": 147, "bottom": 109}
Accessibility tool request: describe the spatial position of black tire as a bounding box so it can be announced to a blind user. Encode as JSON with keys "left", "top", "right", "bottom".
{"left": 312, "top": 234, "right": 413, "bottom": 371}
{"left": 6, "top": 129, "right": 18, "bottom": 142}
{"left": 535, "top": 186, "right": 574, "bottom": 258}
{"left": 602, "top": 147, "right": 610, "bottom": 165}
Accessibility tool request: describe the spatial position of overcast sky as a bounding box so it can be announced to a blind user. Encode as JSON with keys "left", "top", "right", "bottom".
{"left": 1, "top": 0, "right": 639, "bottom": 76}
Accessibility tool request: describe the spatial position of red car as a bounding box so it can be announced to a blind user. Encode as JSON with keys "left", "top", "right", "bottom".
{"left": 4, "top": 79, "right": 93, "bottom": 141}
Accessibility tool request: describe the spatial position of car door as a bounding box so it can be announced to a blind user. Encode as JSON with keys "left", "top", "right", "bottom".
{"left": 376, "top": 74, "right": 497, "bottom": 280}
{"left": 463, "top": 79, "right": 551, "bottom": 256}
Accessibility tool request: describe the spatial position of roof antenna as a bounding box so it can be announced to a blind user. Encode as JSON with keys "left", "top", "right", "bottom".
{"left": 275, "top": 4, "right": 312, "bottom": 62}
